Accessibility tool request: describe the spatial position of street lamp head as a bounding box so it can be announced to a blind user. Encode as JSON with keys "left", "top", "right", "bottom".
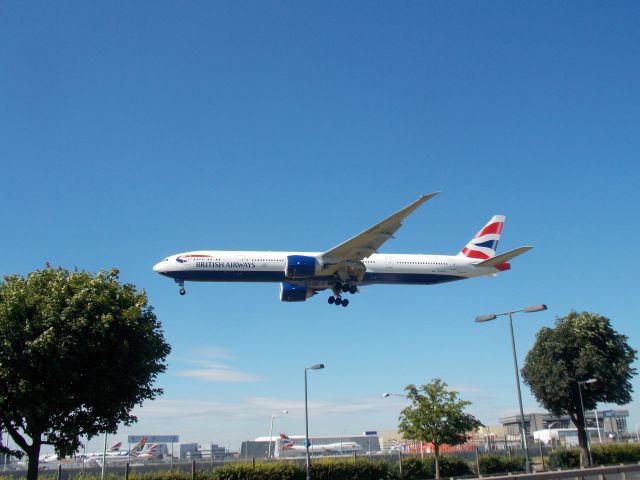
{"left": 523, "top": 304, "right": 548, "bottom": 313}
{"left": 308, "top": 363, "right": 325, "bottom": 370}
{"left": 382, "top": 393, "right": 390, "bottom": 397}
{"left": 585, "top": 378, "right": 598, "bottom": 384}
{"left": 282, "top": 410, "right": 289, "bottom": 414}
{"left": 475, "top": 314, "right": 497, "bottom": 323}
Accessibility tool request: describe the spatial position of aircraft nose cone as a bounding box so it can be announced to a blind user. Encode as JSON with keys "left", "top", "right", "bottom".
{"left": 153, "top": 261, "right": 163, "bottom": 273}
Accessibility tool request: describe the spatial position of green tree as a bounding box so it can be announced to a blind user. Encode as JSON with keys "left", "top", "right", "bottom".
{"left": 522, "top": 311, "right": 637, "bottom": 468}
{"left": 0, "top": 265, "right": 171, "bottom": 480}
{"left": 398, "top": 378, "right": 483, "bottom": 479}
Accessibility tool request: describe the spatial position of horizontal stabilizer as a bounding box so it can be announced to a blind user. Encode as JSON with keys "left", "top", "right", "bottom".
{"left": 475, "top": 246, "right": 533, "bottom": 267}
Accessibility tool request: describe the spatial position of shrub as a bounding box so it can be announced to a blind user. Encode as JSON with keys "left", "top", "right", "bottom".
{"left": 478, "top": 455, "right": 526, "bottom": 475}
{"left": 401, "top": 455, "right": 472, "bottom": 479}
{"left": 214, "top": 462, "right": 303, "bottom": 480}
{"left": 549, "top": 444, "right": 640, "bottom": 469}
{"left": 313, "top": 459, "right": 397, "bottom": 480}
{"left": 592, "top": 444, "right": 640, "bottom": 466}
{"left": 548, "top": 449, "right": 580, "bottom": 469}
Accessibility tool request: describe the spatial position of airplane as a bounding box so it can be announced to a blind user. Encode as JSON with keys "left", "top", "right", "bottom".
{"left": 153, "top": 193, "right": 532, "bottom": 307}
{"left": 136, "top": 444, "right": 160, "bottom": 460}
{"left": 279, "top": 434, "right": 363, "bottom": 455}
{"left": 87, "top": 437, "right": 147, "bottom": 464}
{"left": 35, "top": 441, "right": 125, "bottom": 468}
{"left": 279, "top": 434, "right": 325, "bottom": 454}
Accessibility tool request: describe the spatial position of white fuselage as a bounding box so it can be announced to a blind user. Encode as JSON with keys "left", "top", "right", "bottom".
{"left": 153, "top": 250, "right": 497, "bottom": 290}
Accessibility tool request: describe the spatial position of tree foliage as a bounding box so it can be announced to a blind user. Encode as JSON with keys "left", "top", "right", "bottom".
{"left": 0, "top": 265, "right": 171, "bottom": 479}
{"left": 521, "top": 311, "right": 636, "bottom": 467}
{"left": 398, "top": 378, "right": 483, "bottom": 479}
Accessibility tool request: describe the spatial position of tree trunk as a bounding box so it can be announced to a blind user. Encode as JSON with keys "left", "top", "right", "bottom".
{"left": 572, "top": 409, "right": 590, "bottom": 468}
{"left": 434, "top": 444, "right": 440, "bottom": 479}
{"left": 26, "top": 439, "right": 42, "bottom": 480}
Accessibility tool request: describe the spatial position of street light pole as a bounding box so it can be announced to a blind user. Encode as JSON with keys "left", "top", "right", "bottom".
{"left": 577, "top": 378, "right": 597, "bottom": 466}
{"left": 475, "top": 303, "right": 547, "bottom": 474}
{"left": 268, "top": 410, "right": 288, "bottom": 460}
{"left": 507, "top": 310, "right": 531, "bottom": 473}
{"left": 305, "top": 364, "right": 324, "bottom": 480}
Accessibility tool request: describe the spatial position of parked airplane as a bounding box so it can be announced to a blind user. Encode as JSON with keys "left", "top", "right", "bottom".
{"left": 135, "top": 444, "right": 160, "bottom": 460}
{"left": 153, "top": 193, "right": 532, "bottom": 307}
{"left": 279, "top": 434, "right": 363, "bottom": 455}
{"left": 87, "top": 437, "right": 148, "bottom": 464}
{"left": 36, "top": 441, "right": 125, "bottom": 468}
{"left": 279, "top": 434, "right": 325, "bottom": 455}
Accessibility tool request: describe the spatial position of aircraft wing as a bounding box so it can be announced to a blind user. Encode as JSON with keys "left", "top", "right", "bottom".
{"left": 320, "top": 193, "right": 439, "bottom": 264}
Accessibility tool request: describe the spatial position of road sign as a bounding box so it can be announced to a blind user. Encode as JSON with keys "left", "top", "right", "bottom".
{"left": 603, "top": 410, "right": 616, "bottom": 418}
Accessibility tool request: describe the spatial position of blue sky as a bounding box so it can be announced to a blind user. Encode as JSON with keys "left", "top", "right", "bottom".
{"left": 2, "top": 1, "right": 639, "bottom": 451}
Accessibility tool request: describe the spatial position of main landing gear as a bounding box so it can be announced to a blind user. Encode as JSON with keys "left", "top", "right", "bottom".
{"left": 328, "top": 281, "right": 357, "bottom": 307}
{"left": 176, "top": 279, "right": 186, "bottom": 296}
{"left": 328, "top": 296, "right": 349, "bottom": 307}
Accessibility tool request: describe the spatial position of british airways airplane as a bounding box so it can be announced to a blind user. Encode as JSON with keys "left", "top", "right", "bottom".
{"left": 153, "top": 193, "right": 532, "bottom": 307}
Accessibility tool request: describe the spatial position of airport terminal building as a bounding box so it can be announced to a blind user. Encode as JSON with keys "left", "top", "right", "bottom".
{"left": 499, "top": 409, "right": 629, "bottom": 440}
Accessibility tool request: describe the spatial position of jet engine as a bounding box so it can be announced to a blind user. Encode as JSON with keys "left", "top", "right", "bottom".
{"left": 284, "top": 255, "right": 321, "bottom": 278}
{"left": 279, "top": 282, "right": 315, "bottom": 302}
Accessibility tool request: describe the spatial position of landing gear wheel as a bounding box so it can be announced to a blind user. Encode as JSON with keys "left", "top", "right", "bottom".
{"left": 335, "top": 297, "right": 343, "bottom": 306}
{"left": 349, "top": 285, "right": 357, "bottom": 294}
{"left": 328, "top": 296, "right": 335, "bottom": 304}
{"left": 341, "top": 298, "right": 349, "bottom": 307}
{"left": 179, "top": 288, "right": 186, "bottom": 296}
{"left": 334, "top": 282, "right": 343, "bottom": 291}
{"left": 341, "top": 284, "right": 350, "bottom": 293}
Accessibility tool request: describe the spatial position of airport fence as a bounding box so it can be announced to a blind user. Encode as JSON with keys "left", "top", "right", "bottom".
{"left": 3, "top": 444, "right": 640, "bottom": 480}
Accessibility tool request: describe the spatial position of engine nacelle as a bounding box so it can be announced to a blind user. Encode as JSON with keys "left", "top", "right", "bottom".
{"left": 279, "top": 282, "right": 315, "bottom": 302}
{"left": 284, "top": 255, "right": 321, "bottom": 279}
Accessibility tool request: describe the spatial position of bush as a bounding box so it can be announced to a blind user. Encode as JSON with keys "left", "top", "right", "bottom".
{"left": 592, "top": 444, "right": 640, "bottom": 466}
{"left": 214, "top": 462, "right": 303, "bottom": 480}
{"left": 478, "top": 455, "right": 526, "bottom": 475}
{"left": 401, "top": 455, "right": 472, "bottom": 479}
{"left": 313, "top": 459, "right": 398, "bottom": 480}
{"left": 549, "top": 444, "right": 640, "bottom": 469}
{"left": 212, "top": 459, "right": 398, "bottom": 480}
{"left": 548, "top": 449, "right": 580, "bottom": 469}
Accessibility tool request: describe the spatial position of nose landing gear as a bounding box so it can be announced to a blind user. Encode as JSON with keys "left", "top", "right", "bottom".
{"left": 175, "top": 279, "right": 186, "bottom": 295}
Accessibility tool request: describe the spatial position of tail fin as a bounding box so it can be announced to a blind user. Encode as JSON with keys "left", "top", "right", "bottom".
{"left": 109, "top": 442, "right": 122, "bottom": 452}
{"left": 279, "top": 433, "right": 294, "bottom": 448}
{"left": 130, "top": 437, "right": 147, "bottom": 456}
{"left": 458, "top": 215, "right": 505, "bottom": 260}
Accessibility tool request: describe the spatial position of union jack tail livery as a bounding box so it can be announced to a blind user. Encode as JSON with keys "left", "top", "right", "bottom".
{"left": 459, "top": 215, "right": 505, "bottom": 260}
{"left": 280, "top": 433, "right": 295, "bottom": 449}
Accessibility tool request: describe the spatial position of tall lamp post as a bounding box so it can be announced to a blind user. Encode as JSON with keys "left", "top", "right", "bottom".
{"left": 475, "top": 303, "right": 547, "bottom": 474}
{"left": 577, "top": 378, "right": 597, "bottom": 466}
{"left": 268, "top": 410, "right": 288, "bottom": 460}
{"left": 305, "top": 363, "right": 324, "bottom": 480}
